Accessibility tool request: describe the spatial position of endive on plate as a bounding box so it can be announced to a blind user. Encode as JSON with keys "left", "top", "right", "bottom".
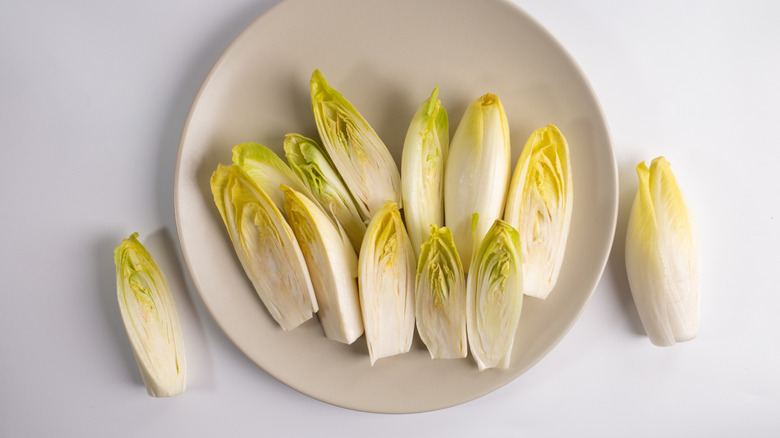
{"left": 284, "top": 133, "right": 368, "bottom": 252}
{"left": 283, "top": 186, "right": 364, "bottom": 344}
{"left": 401, "top": 86, "right": 449, "bottom": 257}
{"left": 114, "top": 233, "right": 186, "bottom": 397}
{"left": 504, "top": 124, "right": 573, "bottom": 299}
{"left": 232, "top": 142, "right": 315, "bottom": 213}
{"left": 358, "top": 200, "right": 416, "bottom": 365}
{"left": 310, "top": 69, "right": 402, "bottom": 217}
{"left": 625, "top": 157, "right": 699, "bottom": 347}
{"left": 466, "top": 216, "right": 524, "bottom": 370}
{"left": 211, "top": 164, "right": 318, "bottom": 331}
{"left": 415, "top": 225, "right": 467, "bottom": 359}
{"left": 444, "top": 93, "right": 511, "bottom": 272}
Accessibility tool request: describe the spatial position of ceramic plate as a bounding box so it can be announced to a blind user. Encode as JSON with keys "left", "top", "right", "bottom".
{"left": 174, "top": 0, "right": 617, "bottom": 413}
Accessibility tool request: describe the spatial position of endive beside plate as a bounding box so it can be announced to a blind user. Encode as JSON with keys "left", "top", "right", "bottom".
{"left": 444, "top": 93, "right": 511, "bottom": 272}
{"left": 625, "top": 157, "right": 699, "bottom": 347}
{"left": 401, "top": 86, "right": 449, "bottom": 257}
{"left": 504, "top": 124, "right": 573, "bottom": 299}
{"left": 211, "top": 164, "right": 318, "bottom": 331}
{"left": 284, "top": 133, "right": 367, "bottom": 252}
{"left": 415, "top": 225, "right": 467, "bottom": 359}
{"left": 283, "top": 186, "right": 364, "bottom": 344}
{"left": 358, "top": 201, "right": 416, "bottom": 365}
{"left": 467, "top": 217, "right": 524, "bottom": 370}
{"left": 310, "top": 69, "right": 401, "bottom": 217}
{"left": 114, "top": 233, "right": 186, "bottom": 397}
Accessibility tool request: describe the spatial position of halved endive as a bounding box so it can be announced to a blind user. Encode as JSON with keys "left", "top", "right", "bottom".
{"left": 467, "top": 217, "right": 524, "bottom": 370}
{"left": 358, "top": 200, "right": 416, "bottom": 365}
{"left": 284, "top": 133, "right": 368, "bottom": 252}
{"left": 401, "top": 86, "right": 449, "bottom": 257}
{"left": 211, "top": 164, "right": 318, "bottom": 331}
{"left": 310, "top": 69, "right": 402, "bottom": 217}
{"left": 444, "top": 93, "right": 511, "bottom": 272}
{"left": 503, "top": 124, "right": 573, "bottom": 299}
{"left": 625, "top": 157, "right": 699, "bottom": 347}
{"left": 232, "top": 142, "right": 315, "bottom": 213}
{"left": 415, "top": 225, "right": 467, "bottom": 359}
{"left": 114, "top": 233, "right": 186, "bottom": 397}
{"left": 282, "top": 186, "right": 364, "bottom": 344}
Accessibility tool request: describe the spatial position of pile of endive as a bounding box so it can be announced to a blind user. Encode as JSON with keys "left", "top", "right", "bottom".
{"left": 210, "top": 69, "right": 574, "bottom": 369}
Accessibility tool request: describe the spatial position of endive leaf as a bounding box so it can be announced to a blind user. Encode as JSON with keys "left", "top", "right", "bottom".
{"left": 211, "top": 164, "right": 318, "bottom": 331}
{"left": 415, "top": 225, "right": 467, "bottom": 359}
{"left": 401, "top": 86, "right": 449, "bottom": 257}
{"left": 284, "top": 133, "right": 367, "bottom": 252}
{"left": 232, "top": 142, "right": 315, "bottom": 213}
{"left": 625, "top": 157, "right": 699, "bottom": 346}
{"left": 466, "top": 218, "right": 524, "bottom": 370}
{"left": 358, "top": 200, "right": 416, "bottom": 365}
{"left": 504, "top": 124, "right": 573, "bottom": 299}
{"left": 283, "top": 186, "right": 364, "bottom": 344}
{"left": 114, "top": 233, "right": 186, "bottom": 397}
{"left": 444, "top": 93, "right": 511, "bottom": 272}
{"left": 310, "top": 69, "right": 402, "bottom": 217}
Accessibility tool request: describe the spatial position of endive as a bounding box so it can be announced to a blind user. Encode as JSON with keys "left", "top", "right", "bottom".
{"left": 114, "top": 233, "right": 186, "bottom": 397}
{"left": 444, "top": 93, "right": 511, "bottom": 272}
{"left": 504, "top": 124, "right": 573, "bottom": 299}
{"left": 401, "top": 86, "right": 449, "bottom": 257}
{"left": 310, "top": 69, "right": 402, "bottom": 217}
{"left": 211, "top": 164, "right": 318, "bottom": 331}
{"left": 415, "top": 225, "right": 467, "bottom": 359}
{"left": 283, "top": 186, "right": 364, "bottom": 344}
{"left": 625, "top": 157, "right": 699, "bottom": 347}
{"left": 467, "top": 217, "right": 524, "bottom": 370}
{"left": 232, "top": 142, "right": 315, "bottom": 213}
{"left": 358, "top": 200, "right": 416, "bottom": 365}
{"left": 284, "top": 133, "right": 367, "bottom": 252}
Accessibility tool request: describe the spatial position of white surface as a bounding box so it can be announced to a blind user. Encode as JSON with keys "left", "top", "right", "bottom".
{"left": 1, "top": 0, "right": 778, "bottom": 435}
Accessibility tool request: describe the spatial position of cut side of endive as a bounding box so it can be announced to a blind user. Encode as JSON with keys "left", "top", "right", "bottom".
{"left": 358, "top": 200, "right": 416, "bottom": 365}
{"left": 211, "top": 164, "right": 317, "bottom": 331}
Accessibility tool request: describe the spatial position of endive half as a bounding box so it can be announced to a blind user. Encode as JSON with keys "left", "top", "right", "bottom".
{"left": 401, "top": 86, "right": 449, "bottom": 257}
{"left": 283, "top": 186, "right": 364, "bottom": 344}
{"left": 358, "top": 200, "right": 416, "bottom": 365}
{"left": 504, "top": 124, "right": 573, "bottom": 299}
{"left": 415, "top": 225, "right": 467, "bottom": 359}
{"left": 310, "top": 69, "right": 402, "bottom": 217}
{"left": 114, "top": 233, "right": 186, "bottom": 397}
{"left": 625, "top": 157, "right": 699, "bottom": 347}
{"left": 444, "top": 93, "right": 511, "bottom": 272}
{"left": 211, "top": 164, "right": 318, "bottom": 331}
{"left": 232, "top": 142, "right": 315, "bottom": 213}
{"left": 467, "top": 217, "right": 524, "bottom": 370}
{"left": 284, "top": 133, "right": 367, "bottom": 252}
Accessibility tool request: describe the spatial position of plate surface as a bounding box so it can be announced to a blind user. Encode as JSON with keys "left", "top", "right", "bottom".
{"left": 175, "top": 0, "right": 617, "bottom": 413}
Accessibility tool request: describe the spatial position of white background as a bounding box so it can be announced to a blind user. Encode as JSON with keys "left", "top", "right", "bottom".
{"left": 2, "top": 0, "right": 778, "bottom": 436}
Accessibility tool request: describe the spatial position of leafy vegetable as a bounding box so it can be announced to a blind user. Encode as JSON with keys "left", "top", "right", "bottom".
{"left": 310, "top": 69, "right": 402, "bottom": 217}
{"left": 415, "top": 225, "right": 467, "bottom": 359}
{"left": 232, "top": 142, "right": 315, "bottom": 213}
{"left": 466, "top": 217, "right": 524, "bottom": 370}
{"left": 211, "top": 164, "right": 318, "bottom": 330}
{"left": 358, "top": 200, "right": 416, "bottom": 365}
{"left": 625, "top": 157, "right": 699, "bottom": 346}
{"left": 284, "top": 133, "right": 368, "bottom": 252}
{"left": 444, "top": 93, "right": 511, "bottom": 272}
{"left": 283, "top": 186, "right": 364, "bottom": 344}
{"left": 401, "top": 86, "right": 449, "bottom": 257}
{"left": 114, "top": 233, "right": 186, "bottom": 397}
{"left": 504, "top": 124, "right": 573, "bottom": 299}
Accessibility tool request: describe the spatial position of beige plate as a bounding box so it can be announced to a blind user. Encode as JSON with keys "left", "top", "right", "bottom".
{"left": 174, "top": 0, "right": 617, "bottom": 413}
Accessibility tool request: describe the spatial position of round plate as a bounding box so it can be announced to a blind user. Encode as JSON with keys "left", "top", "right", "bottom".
{"left": 175, "top": 0, "right": 617, "bottom": 413}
